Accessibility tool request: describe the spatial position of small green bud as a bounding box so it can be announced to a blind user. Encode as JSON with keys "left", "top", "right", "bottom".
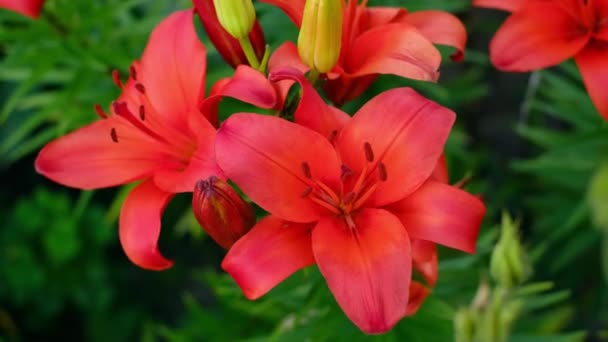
{"left": 454, "top": 308, "right": 477, "bottom": 342}
{"left": 297, "top": 0, "right": 343, "bottom": 73}
{"left": 213, "top": 0, "right": 256, "bottom": 39}
{"left": 588, "top": 162, "right": 608, "bottom": 231}
{"left": 490, "top": 213, "right": 531, "bottom": 288}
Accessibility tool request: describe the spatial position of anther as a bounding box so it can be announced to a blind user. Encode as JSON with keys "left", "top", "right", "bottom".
{"left": 301, "top": 162, "right": 312, "bottom": 179}
{"left": 301, "top": 186, "right": 313, "bottom": 198}
{"left": 378, "top": 162, "right": 387, "bottom": 181}
{"left": 129, "top": 65, "right": 138, "bottom": 80}
{"left": 135, "top": 83, "right": 146, "bottom": 94}
{"left": 139, "top": 105, "right": 145, "bottom": 121}
{"left": 110, "top": 128, "right": 119, "bottom": 143}
{"left": 94, "top": 104, "right": 107, "bottom": 119}
{"left": 111, "top": 70, "right": 122, "bottom": 88}
{"left": 328, "top": 129, "right": 338, "bottom": 142}
{"left": 364, "top": 142, "right": 374, "bottom": 162}
{"left": 341, "top": 165, "right": 353, "bottom": 180}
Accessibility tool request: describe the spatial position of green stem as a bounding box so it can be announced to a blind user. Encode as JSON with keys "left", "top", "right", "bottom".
{"left": 258, "top": 44, "right": 271, "bottom": 74}
{"left": 238, "top": 37, "right": 260, "bottom": 70}
{"left": 307, "top": 69, "right": 320, "bottom": 86}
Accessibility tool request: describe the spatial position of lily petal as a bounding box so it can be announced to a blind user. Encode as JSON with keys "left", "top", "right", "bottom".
{"left": 472, "top": 0, "right": 528, "bottom": 12}
{"left": 337, "top": 88, "right": 455, "bottom": 207}
{"left": 259, "top": 0, "right": 305, "bottom": 26}
{"left": 139, "top": 9, "right": 207, "bottom": 133}
{"left": 119, "top": 179, "right": 174, "bottom": 270}
{"left": 489, "top": 2, "right": 590, "bottom": 71}
{"left": 268, "top": 42, "right": 310, "bottom": 108}
{"left": 222, "top": 216, "right": 315, "bottom": 299}
{"left": 389, "top": 180, "right": 486, "bottom": 254}
{"left": 313, "top": 208, "right": 411, "bottom": 334}
{"left": 575, "top": 42, "right": 608, "bottom": 120}
{"left": 216, "top": 114, "right": 341, "bottom": 223}
{"left": 404, "top": 11, "right": 467, "bottom": 62}
{"left": 0, "top": 0, "right": 44, "bottom": 18}
{"left": 35, "top": 117, "right": 175, "bottom": 189}
{"left": 269, "top": 67, "right": 350, "bottom": 137}
{"left": 412, "top": 239, "right": 438, "bottom": 286}
{"left": 406, "top": 282, "right": 430, "bottom": 316}
{"left": 346, "top": 23, "right": 441, "bottom": 82}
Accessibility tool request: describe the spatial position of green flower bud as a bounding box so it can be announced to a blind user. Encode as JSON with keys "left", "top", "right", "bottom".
{"left": 213, "top": 0, "right": 256, "bottom": 39}
{"left": 454, "top": 308, "right": 477, "bottom": 342}
{"left": 297, "top": 0, "right": 343, "bottom": 73}
{"left": 588, "top": 162, "right": 608, "bottom": 231}
{"left": 490, "top": 213, "right": 531, "bottom": 288}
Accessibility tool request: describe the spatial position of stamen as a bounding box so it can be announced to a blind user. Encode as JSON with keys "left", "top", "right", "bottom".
{"left": 342, "top": 191, "right": 356, "bottom": 205}
{"left": 328, "top": 129, "right": 338, "bottom": 142}
{"left": 110, "top": 128, "right": 118, "bottom": 143}
{"left": 129, "top": 65, "right": 138, "bottom": 80}
{"left": 139, "top": 105, "right": 145, "bottom": 121}
{"left": 301, "top": 186, "right": 313, "bottom": 198}
{"left": 94, "top": 104, "right": 107, "bottom": 119}
{"left": 364, "top": 142, "right": 374, "bottom": 162}
{"left": 341, "top": 164, "right": 353, "bottom": 180}
{"left": 301, "top": 162, "right": 312, "bottom": 179}
{"left": 344, "top": 214, "right": 356, "bottom": 230}
{"left": 378, "top": 162, "right": 387, "bottom": 181}
{"left": 135, "top": 83, "right": 146, "bottom": 94}
{"left": 309, "top": 196, "right": 341, "bottom": 215}
{"left": 112, "top": 70, "right": 122, "bottom": 88}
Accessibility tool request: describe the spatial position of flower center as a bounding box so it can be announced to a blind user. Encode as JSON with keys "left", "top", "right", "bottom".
{"left": 300, "top": 141, "right": 387, "bottom": 228}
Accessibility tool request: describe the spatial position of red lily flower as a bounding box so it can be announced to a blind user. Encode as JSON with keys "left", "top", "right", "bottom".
{"left": 35, "top": 10, "right": 267, "bottom": 270}
{"left": 260, "top": 0, "right": 467, "bottom": 105}
{"left": 216, "top": 68, "right": 485, "bottom": 333}
{"left": 192, "top": 0, "right": 266, "bottom": 68}
{"left": 0, "top": 0, "right": 44, "bottom": 18}
{"left": 474, "top": 0, "right": 608, "bottom": 120}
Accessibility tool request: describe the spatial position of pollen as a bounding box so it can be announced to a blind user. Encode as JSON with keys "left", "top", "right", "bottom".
{"left": 110, "top": 128, "right": 119, "bottom": 143}
{"left": 301, "top": 161, "right": 312, "bottom": 179}
{"left": 139, "top": 105, "right": 145, "bottom": 121}
{"left": 364, "top": 142, "right": 374, "bottom": 162}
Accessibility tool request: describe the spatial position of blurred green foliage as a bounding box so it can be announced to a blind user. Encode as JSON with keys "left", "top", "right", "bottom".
{"left": 1, "top": 0, "right": 607, "bottom": 341}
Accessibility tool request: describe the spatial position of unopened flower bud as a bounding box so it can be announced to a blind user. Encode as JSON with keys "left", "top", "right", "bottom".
{"left": 454, "top": 308, "right": 477, "bottom": 342}
{"left": 297, "top": 0, "right": 343, "bottom": 73}
{"left": 588, "top": 162, "right": 608, "bottom": 230}
{"left": 193, "top": 0, "right": 266, "bottom": 68}
{"left": 193, "top": 176, "right": 256, "bottom": 249}
{"left": 213, "top": 0, "right": 256, "bottom": 40}
{"left": 490, "top": 213, "right": 530, "bottom": 288}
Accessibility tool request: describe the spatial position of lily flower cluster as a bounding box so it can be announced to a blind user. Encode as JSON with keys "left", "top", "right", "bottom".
{"left": 15, "top": 0, "right": 487, "bottom": 334}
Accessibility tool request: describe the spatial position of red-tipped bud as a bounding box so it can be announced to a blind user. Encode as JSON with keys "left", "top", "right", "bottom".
{"left": 193, "top": 176, "right": 256, "bottom": 249}
{"left": 192, "top": 0, "right": 266, "bottom": 68}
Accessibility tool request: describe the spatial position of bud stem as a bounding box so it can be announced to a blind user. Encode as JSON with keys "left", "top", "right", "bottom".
{"left": 238, "top": 37, "right": 260, "bottom": 70}
{"left": 259, "top": 44, "right": 271, "bottom": 74}
{"left": 307, "top": 69, "right": 320, "bottom": 86}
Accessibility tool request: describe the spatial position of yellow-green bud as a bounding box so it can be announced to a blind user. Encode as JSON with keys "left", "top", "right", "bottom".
{"left": 588, "top": 162, "right": 608, "bottom": 230}
{"left": 490, "top": 213, "right": 531, "bottom": 288}
{"left": 297, "top": 0, "right": 343, "bottom": 73}
{"left": 454, "top": 308, "right": 477, "bottom": 342}
{"left": 213, "top": 0, "right": 256, "bottom": 39}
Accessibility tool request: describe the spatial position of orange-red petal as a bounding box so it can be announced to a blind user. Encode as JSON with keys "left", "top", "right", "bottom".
{"left": 337, "top": 88, "right": 455, "bottom": 207}
{"left": 259, "top": 0, "right": 305, "bottom": 26}
{"left": 215, "top": 114, "right": 341, "bottom": 223}
{"left": 412, "top": 239, "right": 438, "bottom": 287}
{"left": 312, "top": 208, "right": 411, "bottom": 334}
{"left": 222, "top": 216, "right": 315, "bottom": 299}
{"left": 489, "top": 2, "right": 590, "bottom": 71}
{"left": 406, "top": 282, "right": 431, "bottom": 316}
{"left": 119, "top": 179, "right": 174, "bottom": 270}
{"left": 389, "top": 180, "right": 486, "bottom": 254}
{"left": 472, "top": 0, "right": 528, "bottom": 12}
{"left": 575, "top": 42, "right": 608, "bottom": 120}
{"left": 0, "top": 0, "right": 44, "bottom": 18}
{"left": 404, "top": 11, "right": 467, "bottom": 62}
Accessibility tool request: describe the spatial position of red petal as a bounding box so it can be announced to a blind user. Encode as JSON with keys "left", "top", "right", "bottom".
{"left": 404, "top": 11, "right": 467, "bottom": 62}
{"left": 362, "top": 7, "right": 407, "bottom": 29}
{"left": 119, "top": 179, "right": 174, "bottom": 270}
{"left": 430, "top": 154, "right": 449, "bottom": 184}
{"left": 388, "top": 180, "right": 486, "bottom": 254}
{"left": 472, "top": 0, "right": 527, "bottom": 12}
{"left": 259, "top": 0, "right": 305, "bottom": 26}
{"left": 268, "top": 42, "right": 310, "bottom": 109}
{"left": 139, "top": 10, "right": 207, "bottom": 133}
{"left": 215, "top": 114, "right": 341, "bottom": 223}
{"left": 345, "top": 23, "right": 441, "bottom": 82}
{"left": 406, "top": 282, "right": 430, "bottom": 316}
{"left": 412, "top": 239, "right": 438, "bottom": 286}
{"left": 222, "top": 216, "right": 315, "bottom": 299}
{"left": 269, "top": 67, "right": 350, "bottom": 137}
{"left": 337, "top": 88, "right": 455, "bottom": 207}
{"left": 35, "top": 117, "right": 175, "bottom": 190}
{"left": 312, "top": 208, "right": 411, "bottom": 334}
{"left": 575, "top": 43, "right": 608, "bottom": 120}
{"left": 489, "top": 2, "right": 590, "bottom": 71}
{"left": 0, "top": 0, "right": 44, "bottom": 18}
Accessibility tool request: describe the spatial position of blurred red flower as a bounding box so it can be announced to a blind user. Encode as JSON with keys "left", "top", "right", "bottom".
{"left": 0, "top": 0, "right": 44, "bottom": 18}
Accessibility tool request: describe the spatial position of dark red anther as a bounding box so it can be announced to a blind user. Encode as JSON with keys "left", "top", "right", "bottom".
{"left": 94, "top": 104, "right": 107, "bottom": 119}
{"left": 111, "top": 70, "right": 122, "bottom": 88}
{"left": 378, "top": 162, "right": 387, "bottom": 181}
{"left": 301, "top": 186, "right": 313, "bottom": 198}
{"left": 139, "top": 105, "right": 145, "bottom": 121}
{"left": 135, "top": 83, "right": 146, "bottom": 94}
{"left": 301, "top": 162, "right": 312, "bottom": 179}
{"left": 328, "top": 129, "right": 338, "bottom": 142}
{"left": 341, "top": 164, "right": 353, "bottom": 180}
{"left": 110, "top": 128, "right": 118, "bottom": 143}
{"left": 129, "top": 65, "right": 138, "bottom": 80}
{"left": 364, "top": 142, "right": 374, "bottom": 162}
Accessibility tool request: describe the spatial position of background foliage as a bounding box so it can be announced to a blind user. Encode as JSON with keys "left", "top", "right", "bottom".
{"left": 0, "top": 0, "right": 606, "bottom": 341}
